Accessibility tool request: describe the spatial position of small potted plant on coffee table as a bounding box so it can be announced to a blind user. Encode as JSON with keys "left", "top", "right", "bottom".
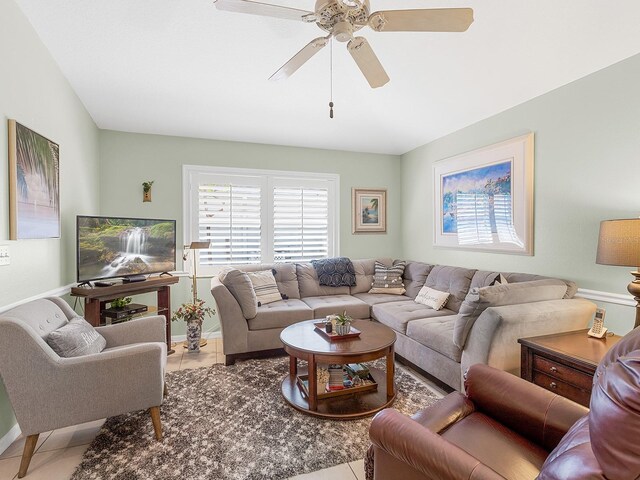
{"left": 334, "top": 311, "right": 353, "bottom": 335}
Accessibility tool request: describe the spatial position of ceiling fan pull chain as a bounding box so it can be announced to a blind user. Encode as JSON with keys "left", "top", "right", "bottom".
{"left": 329, "top": 37, "right": 334, "bottom": 119}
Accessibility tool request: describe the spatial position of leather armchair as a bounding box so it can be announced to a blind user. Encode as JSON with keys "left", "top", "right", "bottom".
{"left": 0, "top": 297, "right": 167, "bottom": 478}
{"left": 367, "top": 327, "right": 640, "bottom": 480}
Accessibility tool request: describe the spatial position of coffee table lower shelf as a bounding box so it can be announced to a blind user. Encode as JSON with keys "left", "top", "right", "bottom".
{"left": 281, "top": 366, "right": 395, "bottom": 420}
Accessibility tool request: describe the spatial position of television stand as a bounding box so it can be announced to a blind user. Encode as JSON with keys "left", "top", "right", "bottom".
{"left": 70, "top": 276, "right": 180, "bottom": 355}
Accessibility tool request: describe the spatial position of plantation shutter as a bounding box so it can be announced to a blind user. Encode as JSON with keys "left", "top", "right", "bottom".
{"left": 198, "top": 182, "right": 262, "bottom": 265}
{"left": 273, "top": 186, "right": 329, "bottom": 262}
{"left": 185, "top": 166, "right": 338, "bottom": 274}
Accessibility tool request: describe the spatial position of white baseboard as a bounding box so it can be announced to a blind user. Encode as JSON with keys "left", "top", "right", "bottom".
{"left": 171, "top": 330, "right": 221, "bottom": 342}
{"left": 576, "top": 288, "right": 636, "bottom": 307}
{"left": 0, "top": 423, "right": 21, "bottom": 457}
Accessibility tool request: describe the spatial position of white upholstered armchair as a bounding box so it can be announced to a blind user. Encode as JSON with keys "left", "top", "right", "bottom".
{"left": 0, "top": 297, "right": 167, "bottom": 478}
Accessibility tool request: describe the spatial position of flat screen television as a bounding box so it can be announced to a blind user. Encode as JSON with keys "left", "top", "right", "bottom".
{"left": 77, "top": 215, "right": 176, "bottom": 283}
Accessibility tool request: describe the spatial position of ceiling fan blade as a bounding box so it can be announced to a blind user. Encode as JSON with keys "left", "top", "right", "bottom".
{"left": 269, "top": 37, "right": 330, "bottom": 82}
{"left": 368, "top": 8, "right": 473, "bottom": 32}
{"left": 214, "top": 0, "right": 316, "bottom": 22}
{"left": 347, "top": 37, "right": 389, "bottom": 89}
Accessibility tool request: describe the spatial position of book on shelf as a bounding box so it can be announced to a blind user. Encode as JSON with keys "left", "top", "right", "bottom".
{"left": 327, "top": 364, "right": 345, "bottom": 391}
{"left": 345, "top": 363, "right": 370, "bottom": 379}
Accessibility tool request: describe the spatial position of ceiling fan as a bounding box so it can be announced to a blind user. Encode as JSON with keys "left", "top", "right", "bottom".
{"left": 213, "top": 0, "right": 474, "bottom": 89}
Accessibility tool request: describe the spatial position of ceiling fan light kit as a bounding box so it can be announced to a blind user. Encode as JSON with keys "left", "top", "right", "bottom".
{"left": 214, "top": 0, "right": 473, "bottom": 112}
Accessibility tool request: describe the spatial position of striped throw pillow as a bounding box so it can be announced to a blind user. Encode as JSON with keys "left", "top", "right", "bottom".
{"left": 368, "top": 260, "right": 406, "bottom": 295}
{"left": 247, "top": 270, "right": 282, "bottom": 306}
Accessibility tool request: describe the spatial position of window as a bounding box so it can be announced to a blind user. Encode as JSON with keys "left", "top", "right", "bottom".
{"left": 183, "top": 166, "right": 339, "bottom": 274}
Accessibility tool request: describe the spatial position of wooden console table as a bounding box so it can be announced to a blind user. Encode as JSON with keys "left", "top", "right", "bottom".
{"left": 71, "top": 276, "right": 179, "bottom": 355}
{"left": 519, "top": 329, "right": 621, "bottom": 407}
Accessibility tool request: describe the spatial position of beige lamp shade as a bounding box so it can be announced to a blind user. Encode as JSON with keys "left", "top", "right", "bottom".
{"left": 596, "top": 219, "right": 640, "bottom": 267}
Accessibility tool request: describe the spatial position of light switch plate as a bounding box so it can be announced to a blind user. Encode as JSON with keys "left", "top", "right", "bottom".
{"left": 0, "top": 245, "right": 10, "bottom": 266}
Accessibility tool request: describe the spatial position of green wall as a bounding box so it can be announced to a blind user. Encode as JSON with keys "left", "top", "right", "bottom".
{"left": 401, "top": 53, "right": 640, "bottom": 335}
{"left": 98, "top": 130, "right": 403, "bottom": 334}
{"left": 0, "top": 0, "right": 101, "bottom": 440}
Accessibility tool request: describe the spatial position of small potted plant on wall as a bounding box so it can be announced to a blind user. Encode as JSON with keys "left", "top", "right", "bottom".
{"left": 142, "top": 180, "right": 154, "bottom": 202}
{"left": 172, "top": 299, "right": 215, "bottom": 353}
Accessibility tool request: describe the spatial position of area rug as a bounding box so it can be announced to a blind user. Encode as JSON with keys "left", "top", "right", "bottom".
{"left": 71, "top": 357, "right": 441, "bottom": 480}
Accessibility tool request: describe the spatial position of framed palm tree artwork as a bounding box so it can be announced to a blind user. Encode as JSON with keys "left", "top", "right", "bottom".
{"left": 8, "top": 120, "right": 60, "bottom": 239}
{"left": 352, "top": 188, "right": 387, "bottom": 234}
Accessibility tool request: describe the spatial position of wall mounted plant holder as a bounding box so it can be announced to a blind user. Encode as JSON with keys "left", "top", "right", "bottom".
{"left": 142, "top": 180, "right": 154, "bottom": 202}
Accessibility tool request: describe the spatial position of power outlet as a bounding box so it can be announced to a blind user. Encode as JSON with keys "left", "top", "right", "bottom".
{"left": 0, "top": 245, "right": 10, "bottom": 266}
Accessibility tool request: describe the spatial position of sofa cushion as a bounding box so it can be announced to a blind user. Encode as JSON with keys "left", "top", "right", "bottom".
{"left": 350, "top": 258, "right": 392, "bottom": 294}
{"left": 247, "top": 270, "right": 282, "bottom": 306}
{"left": 443, "top": 411, "right": 548, "bottom": 479}
{"left": 469, "top": 270, "right": 505, "bottom": 290}
{"left": 297, "top": 263, "right": 350, "bottom": 297}
{"left": 219, "top": 268, "right": 258, "bottom": 319}
{"left": 453, "top": 279, "right": 569, "bottom": 349}
{"left": 471, "top": 270, "right": 577, "bottom": 299}
{"left": 353, "top": 293, "right": 412, "bottom": 307}
{"left": 301, "top": 295, "right": 370, "bottom": 319}
{"left": 403, "top": 261, "right": 434, "bottom": 299}
{"left": 424, "top": 265, "right": 476, "bottom": 313}
{"left": 372, "top": 300, "right": 456, "bottom": 334}
{"left": 46, "top": 317, "right": 107, "bottom": 358}
{"left": 369, "top": 260, "right": 406, "bottom": 295}
{"left": 414, "top": 286, "right": 450, "bottom": 310}
{"left": 311, "top": 257, "right": 356, "bottom": 287}
{"left": 405, "top": 315, "right": 461, "bottom": 362}
{"left": 231, "top": 263, "right": 300, "bottom": 299}
{"left": 247, "top": 299, "right": 313, "bottom": 331}
{"left": 502, "top": 272, "right": 577, "bottom": 299}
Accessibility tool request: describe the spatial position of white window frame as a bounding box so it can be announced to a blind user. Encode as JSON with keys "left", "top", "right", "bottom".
{"left": 183, "top": 165, "right": 340, "bottom": 276}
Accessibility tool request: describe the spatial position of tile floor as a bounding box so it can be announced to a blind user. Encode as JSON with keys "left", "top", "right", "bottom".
{"left": 0, "top": 337, "right": 444, "bottom": 480}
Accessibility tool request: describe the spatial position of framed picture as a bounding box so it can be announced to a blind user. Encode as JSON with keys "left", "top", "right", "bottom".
{"left": 352, "top": 188, "right": 386, "bottom": 234}
{"left": 8, "top": 120, "right": 60, "bottom": 240}
{"left": 433, "top": 133, "right": 534, "bottom": 255}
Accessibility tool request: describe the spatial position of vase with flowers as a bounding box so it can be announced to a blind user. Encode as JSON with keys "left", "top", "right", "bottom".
{"left": 172, "top": 299, "right": 215, "bottom": 353}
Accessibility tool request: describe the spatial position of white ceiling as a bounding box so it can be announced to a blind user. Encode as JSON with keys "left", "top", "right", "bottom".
{"left": 15, "top": 0, "right": 640, "bottom": 155}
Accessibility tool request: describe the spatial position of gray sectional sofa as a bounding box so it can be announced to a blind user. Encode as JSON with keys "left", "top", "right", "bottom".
{"left": 210, "top": 259, "right": 595, "bottom": 391}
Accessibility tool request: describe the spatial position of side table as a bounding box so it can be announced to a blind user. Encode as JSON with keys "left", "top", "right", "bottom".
{"left": 519, "top": 329, "right": 621, "bottom": 407}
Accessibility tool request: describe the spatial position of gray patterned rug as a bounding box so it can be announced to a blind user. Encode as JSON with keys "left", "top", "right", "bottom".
{"left": 71, "top": 357, "right": 441, "bottom": 480}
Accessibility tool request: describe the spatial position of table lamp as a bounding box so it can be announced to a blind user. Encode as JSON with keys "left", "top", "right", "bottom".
{"left": 182, "top": 241, "right": 211, "bottom": 348}
{"left": 596, "top": 218, "right": 640, "bottom": 328}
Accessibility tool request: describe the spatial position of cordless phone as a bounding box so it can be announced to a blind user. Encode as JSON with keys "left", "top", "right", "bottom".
{"left": 588, "top": 308, "right": 607, "bottom": 338}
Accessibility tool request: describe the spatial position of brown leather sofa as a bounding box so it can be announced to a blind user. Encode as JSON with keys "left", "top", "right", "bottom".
{"left": 367, "top": 327, "right": 640, "bottom": 480}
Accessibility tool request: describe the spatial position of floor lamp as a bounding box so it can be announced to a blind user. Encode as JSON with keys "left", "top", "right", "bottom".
{"left": 182, "top": 241, "right": 211, "bottom": 348}
{"left": 596, "top": 218, "right": 640, "bottom": 329}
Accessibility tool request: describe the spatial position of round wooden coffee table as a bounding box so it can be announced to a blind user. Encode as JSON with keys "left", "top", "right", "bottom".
{"left": 280, "top": 319, "right": 396, "bottom": 419}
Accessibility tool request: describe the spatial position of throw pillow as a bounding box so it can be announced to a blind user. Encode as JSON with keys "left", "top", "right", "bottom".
{"left": 247, "top": 270, "right": 282, "bottom": 306}
{"left": 311, "top": 257, "right": 357, "bottom": 287}
{"left": 46, "top": 317, "right": 107, "bottom": 358}
{"left": 453, "top": 279, "right": 568, "bottom": 349}
{"left": 219, "top": 268, "right": 258, "bottom": 319}
{"left": 415, "top": 286, "right": 450, "bottom": 310}
{"left": 368, "top": 260, "right": 406, "bottom": 295}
